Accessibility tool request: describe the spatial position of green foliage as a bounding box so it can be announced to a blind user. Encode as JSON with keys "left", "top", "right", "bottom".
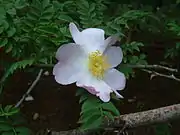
{"left": 0, "top": 105, "right": 19, "bottom": 116}
{"left": 0, "top": 59, "right": 34, "bottom": 92}
{"left": 119, "top": 42, "right": 147, "bottom": 78}
{"left": 165, "top": 21, "right": 180, "bottom": 59}
{"left": 154, "top": 123, "right": 171, "bottom": 135}
{"left": 76, "top": 88, "right": 120, "bottom": 131}
{"left": 76, "top": 0, "right": 107, "bottom": 28}
{"left": 0, "top": 105, "right": 31, "bottom": 135}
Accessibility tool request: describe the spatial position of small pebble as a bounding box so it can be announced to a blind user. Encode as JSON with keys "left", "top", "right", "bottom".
{"left": 25, "top": 95, "right": 34, "bottom": 101}
{"left": 33, "top": 113, "right": 39, "bottom": 120}
{"left": 44, "top": 71, "right": 50, "bottom": 76}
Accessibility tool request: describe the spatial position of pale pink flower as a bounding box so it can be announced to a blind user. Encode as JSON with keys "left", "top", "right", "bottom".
{"left": 53, "top": 23, "right": 126, "bottom": 102}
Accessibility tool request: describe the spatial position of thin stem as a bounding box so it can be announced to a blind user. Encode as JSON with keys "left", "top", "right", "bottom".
{"left": 15, "top": 69, "right": 43, "bottom": 108}
{"left": 126, "top": 64, "right": 177, "bottom": 72}
{"left": 142, "top": 69, "right": 180, "bottom": 82}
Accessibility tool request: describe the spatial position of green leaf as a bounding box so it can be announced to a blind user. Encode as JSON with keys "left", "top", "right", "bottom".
{"left": 15, "top": 127, "right": 31, "bottom": 135}
{"left": 88, "top": 3, "right": 95, "bottom": 13}
{"left": 81, "top": 98, "right": 101, "bottom": 114}
{"left": 0, "top": 38, "right": 8, "bottom": 47}
{"left": 4, "top": 105, "right": 13, "bottom": 112}
{"left": 78, "top": 0, "right": 89, "bottom": 9}
{"left": 0, "top": 8, "right": 6, "bottom": 20}
{"left": 15, "top": 0, "right": 28, "bottom": 9}
{"left": 41, "top": 5, "right": 54, "bottom": 20}
{"left": 103, "top": 111, "right": 114, "bottom": 121}
{"left": 7, "top": 27, "right": 16, "bottom": 37}
{"left": 79, "top": 111, "right": 100, "bottom": 123}
{"left": 2, "top": 131, "right": 14, "bottom": 135}
{"left": 2, "top": 20, "right": 9, "bottom": 30}
{"left": 101, "top": 102, "right": 120, "bottom": 116}
{"left": 0, "top": 117, "right": 6, "bottom": 123}
{"left": 76, "top": 88, "right": 85, "bottom": 96}
{"left": 58, "top": 14, "right": 73, "bottom": 22}
{"left": 27, "top": 12, "right": 39, "bottom": 21}
{"left": 4, "top": 106, "right": 19, "bottom": 116}
{"left": 129, "top": 56, "right": 139, "bottom": 64}
{"left": 119, "top": 64, "right": 133, "bottom": 78}
{"left": 23, "top": 19, "right": 34, "bottom": 28}
{"left": 7, "top": 8, "right": 16, "bottom": 15}
{"left": 154, "top": 123, "right": 171, "bottom": 135}
{"left": 5, "top": 44, "right": 13, "bottom": 53}
{"left": 42, "top": 0, "right": 50, "bottom": 9}
{"left": 37, "top": 26, "right": 58, "bottom": 35}
{"left": 0, "top": 123, "right": 12, "bottom": 132}
{"left": 79, "top": 95, "right": 88, "bottom": 103}
{"left": 80, "top": 115, "right": 103, "bottom": 130}
{"left": 0, "top": 59, "right": 34, "bottom": 87}
{"left": 139, "top": 54, "right": 146, "bottom": 60}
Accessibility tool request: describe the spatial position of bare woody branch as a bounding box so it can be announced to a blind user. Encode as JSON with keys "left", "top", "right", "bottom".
{"left": 126, "top": 64, "right": 178, "bottom": 72}
{"left": 51, "top": 103, "right": 180, "bottom": 135}
{"left": 142, "top": 69, "right": 180, "bottom": 82}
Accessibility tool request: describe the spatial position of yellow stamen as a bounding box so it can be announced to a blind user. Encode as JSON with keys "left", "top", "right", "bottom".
{"left": 88, "top": 50, "right": 110, "bottom": 79}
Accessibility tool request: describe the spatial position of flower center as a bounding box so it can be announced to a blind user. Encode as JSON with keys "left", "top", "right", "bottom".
{"left": 88, "top": 50, "right": 110, "bottom": 79}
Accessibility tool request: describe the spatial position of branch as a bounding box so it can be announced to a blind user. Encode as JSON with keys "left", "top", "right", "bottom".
{"left": 126, "top": 64, "right": 177, "bottom": 72}
{"left": 15, "top": 69, "right": 43, "bottom": 108}
{"left": 33, "top": 64, "right": 54, "bottom": 68}
{"left": 112, "top": 103, "right": 180, "bottom": 128}
{"left": 51, "top": 103, "right": 180, "bottom": 135}
{"left": 142, "top": 69, "right": 180, "bottom": 82}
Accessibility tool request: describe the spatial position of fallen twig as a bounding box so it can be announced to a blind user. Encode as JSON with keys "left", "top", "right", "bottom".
{"left": 51, "top": 103, "right": 180, "bottom": 135}
{"left": 142, "top": 69, "right": 180, "bottom": 82}
{"left": 15, "top": 69, "right": 43, "bottom": 108}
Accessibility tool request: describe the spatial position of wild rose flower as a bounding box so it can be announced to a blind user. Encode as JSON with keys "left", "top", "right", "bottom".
{"left": 53, "top": 23, "right": 126, "bottom": 102}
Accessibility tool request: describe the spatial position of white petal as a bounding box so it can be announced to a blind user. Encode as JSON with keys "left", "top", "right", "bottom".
{"left": 53, "top": 61, "right": 82, "bottom": 85}
{"left": 113, "top": 90, "right": 124, "bottom": 98}
{"left": 56, "top": 43, "right": 83, "bottom": 62}
{"left": 53, "top": 44, "right": 85, "bottom": 85}
{"left": 69, "top": 23, "right": 81, "bottom": 44}
{"left": 104, "top": 35, "right": 118, "bottom": 48}
{"left": 81, "top": 28, "right": 105, "bottom": 45}
{"left": 104, "top": 68, "right": 126, "bottom": 90}
{"left": 81, "top": 28, "right": 105, "bottom": 53}
{"left": 97, "top": 92, "right": 111, "bottom": 102}
{"left": 69, "top": 23, "right": 106, "bottom": 53}
{"left": 104, "top": 46, "right": 123, "bottom": 68}
{"left": 76, "top": 73, "right": 112, "bottom": 102}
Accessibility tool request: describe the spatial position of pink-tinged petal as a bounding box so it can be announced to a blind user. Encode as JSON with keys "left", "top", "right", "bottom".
{"left": 56, "top": 43, "right": 83, "bottom": 62}
{"left": 76, "top": 73, "right": 112, "bottom": 102}
{"left": 53, "top": 61, "right": 82, "bottom": 85}
{"left": 69, "top": 23, "right": 81, "bottom": 44}
{"left": 104, "top": 68, "right": 126, "bottom": 90}
{"left": 81, "top": 86, "right": 99, "bottom": 95}
{"left": 104, "top": 46, "right": 123, "bottom": 68}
